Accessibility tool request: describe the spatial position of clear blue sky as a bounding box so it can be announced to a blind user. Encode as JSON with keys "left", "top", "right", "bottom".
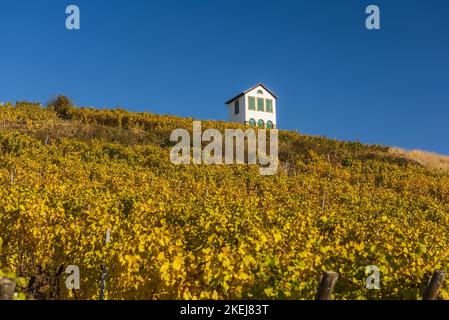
{"left": 1, "top": 0, "right": 448, "bottom": 154}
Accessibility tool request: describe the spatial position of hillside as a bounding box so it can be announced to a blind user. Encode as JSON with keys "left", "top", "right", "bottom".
{"left": 0, "top": 101, "right": 448, "bottom": 300}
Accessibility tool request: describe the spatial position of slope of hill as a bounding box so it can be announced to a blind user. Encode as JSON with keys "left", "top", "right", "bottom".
{"left": 0, "top": 101, "right": 448, "bottom": 300}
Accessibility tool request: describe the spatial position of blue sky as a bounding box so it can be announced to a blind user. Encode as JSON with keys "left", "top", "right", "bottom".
{"left": 1, "top": 0, "right": 448, "bottom": 154}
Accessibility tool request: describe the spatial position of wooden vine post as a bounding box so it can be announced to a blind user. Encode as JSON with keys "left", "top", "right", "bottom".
{"left": 99, "top": 228, "right": 111, "bottom": 300}
{"left": 0, "top": 277, "right": 16, "bottom": 300}
{"left": 316, "top": 271, "right": 339, "bottom": 300}
{"left": 423, "top": 269, "right": 446, "bottom": 300}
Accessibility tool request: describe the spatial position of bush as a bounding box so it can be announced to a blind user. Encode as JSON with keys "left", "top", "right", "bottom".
{"left": 47, "top": 95, "right": 73, "bottom": 120}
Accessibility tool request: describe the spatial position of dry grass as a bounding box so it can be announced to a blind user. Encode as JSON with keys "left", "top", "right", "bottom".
{"left": 389, "top": 147, "right": 449, "bottom": 171}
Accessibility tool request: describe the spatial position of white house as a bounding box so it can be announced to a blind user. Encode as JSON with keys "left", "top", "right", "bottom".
{"left": 225, "top": 83, "right": 277, "bottom": 129}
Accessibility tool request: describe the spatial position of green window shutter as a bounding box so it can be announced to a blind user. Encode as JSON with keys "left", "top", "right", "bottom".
{"left": 267, "top": 121, "right": 273, "bottom": 129}
{"left": 257, "top": 98, "right": 264, "bottom": 111}
{"left": 258, "top": 119, "right": 265, "bottom": 128}
{"left": 266, "top": 99, "right": 273, "bottom": 112}
{"left": 248, "top": 97, "right": 255, "bottom": 110}
{"left": 249, "top": 118, "right": 256, "bottom": 127}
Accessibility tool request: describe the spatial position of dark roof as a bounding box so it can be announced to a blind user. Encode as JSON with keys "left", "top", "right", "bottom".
{"left": 225, "top": 83, "right": 278, "bottom": 104}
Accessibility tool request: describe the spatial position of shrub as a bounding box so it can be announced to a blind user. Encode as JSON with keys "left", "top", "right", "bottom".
{"left": 47, "top": 95, "right": 74, "bottom": 120}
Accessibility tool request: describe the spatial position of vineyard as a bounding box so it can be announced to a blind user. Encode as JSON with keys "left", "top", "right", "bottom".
{"left": 0, "top": 100, "right": 449, "bottom": 300}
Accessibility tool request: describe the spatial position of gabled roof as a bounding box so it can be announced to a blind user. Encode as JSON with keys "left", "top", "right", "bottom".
{"left": 225, "top": 83, "right": 278, "bottom": 105}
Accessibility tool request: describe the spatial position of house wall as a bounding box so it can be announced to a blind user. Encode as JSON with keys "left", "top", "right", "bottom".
{"left": 226, "top": 85, "right": 277, "bottom": 128}
{"left": 244, "top": 85, "right": 277, "bottom": 127}
{"left": 226, "top": 95, "right": 246, "bottom": 124}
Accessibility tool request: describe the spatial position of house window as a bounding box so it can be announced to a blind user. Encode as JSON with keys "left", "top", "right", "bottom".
{"left": 265, "top": 99, "right": 273, "bottom": 113}
{"left": 249, "top": 118, "right": 256, "bottom": 127}
{"left": 267, "top": 121, "right": 273, "bottom": 129}
{"left": 248, "top": 96, "right": 255, "bottom": 110}
{"left": 257, "top": 98, "right": 264, "bottom": 111}
{"left": 234, "top": 100, "right": 240, "bottom": 115}
{"left": 258, "top": 119, "right": 265, "bottom": 128}
{"left": 257, "top": 90, "right": 263, "bottom": 94}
